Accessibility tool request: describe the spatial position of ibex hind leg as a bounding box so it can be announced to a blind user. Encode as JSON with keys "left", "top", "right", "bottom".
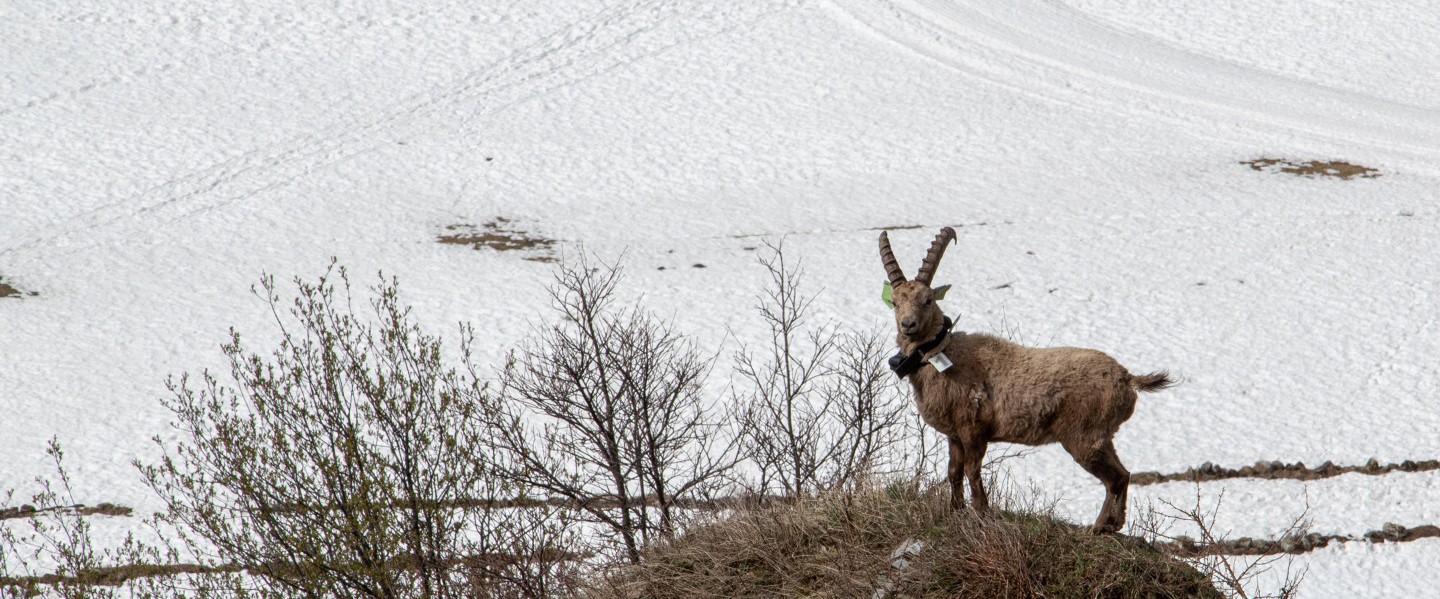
{"left": 1063, "top": 437, "right": 1130, "bottom": 534}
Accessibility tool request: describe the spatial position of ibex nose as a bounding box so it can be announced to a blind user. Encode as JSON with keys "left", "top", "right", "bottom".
{"left": 900, "top": 318, "right": 917, "bottom": 331}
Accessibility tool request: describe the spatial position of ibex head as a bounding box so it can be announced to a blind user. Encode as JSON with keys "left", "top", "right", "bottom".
{"left": 879, "top": 227, "right": 956, "bottom": 340}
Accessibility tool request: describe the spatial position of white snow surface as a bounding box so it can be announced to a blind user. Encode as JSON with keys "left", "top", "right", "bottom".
{"left": 3, "top": 0, "right": 1439, "bottom": 595}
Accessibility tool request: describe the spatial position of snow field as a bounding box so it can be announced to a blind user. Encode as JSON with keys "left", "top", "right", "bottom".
{"left": 4, "top": 0, "right": 1439, "bottom": 595}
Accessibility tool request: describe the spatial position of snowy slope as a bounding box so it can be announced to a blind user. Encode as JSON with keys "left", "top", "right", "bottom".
{"left": 4, "top": 0, "right": 1438, "bottom": 595}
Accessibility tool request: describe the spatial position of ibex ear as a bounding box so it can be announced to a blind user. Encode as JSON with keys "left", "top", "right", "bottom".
{"left": 933, "top": 284, "right": 951, "bottom": 301}
{"left": 881, "top": 282, "right": 895, "bottom": 309}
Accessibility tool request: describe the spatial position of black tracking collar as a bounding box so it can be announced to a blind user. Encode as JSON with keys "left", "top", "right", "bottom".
{"left": 888, "top": 316, "right": 954, "bottom": 378}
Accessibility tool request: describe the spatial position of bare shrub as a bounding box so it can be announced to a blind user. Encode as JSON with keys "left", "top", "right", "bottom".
{"left": 2, "top": 440, "right": 120, "bottom": 599}
{"left": 137, "top": 263, "right": 576, "bottom": 598}
{"left": 482, "top": 254, "right": 734, "bottom": 565}
{"left": 1132, "top": 486, "right": 1307, "bottom": 599}
{"left": 0, "top": 440, "right": 188, "bottom": 599}
{"left": 732, "top": 241, "right": 910, "bottom": 498}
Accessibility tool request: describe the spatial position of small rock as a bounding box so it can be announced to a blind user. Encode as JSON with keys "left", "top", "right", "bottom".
{"left": 1279, "top": 535, "right": 1299, "bottom": 553}
{"left": 1382, "top": 522, "right": 1408, "bottom": 539}
{"left": 1400, "top": 460, "right": 1418, "bottom": 471}
{"left": 1365, "top": 458, "right": 1381, "bottom": 472}
{"left": 890, "top": 538, "right": 925, "bottom": 567}
{"left": 692, "top": 263, "right": 706, "bottom": 269}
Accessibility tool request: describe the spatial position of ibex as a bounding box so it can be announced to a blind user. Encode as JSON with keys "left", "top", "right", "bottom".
{"left": 879, "top": 227, "right": 1173, "bottom": 533}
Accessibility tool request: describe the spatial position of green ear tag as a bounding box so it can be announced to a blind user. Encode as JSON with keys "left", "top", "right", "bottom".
{"left": 933, "top": 284, "right": 951, "bottom": 301}
{"left": 882, "top": 282, "right": 895, "bottom": 309}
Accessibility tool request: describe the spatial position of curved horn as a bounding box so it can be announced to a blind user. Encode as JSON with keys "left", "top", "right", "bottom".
{"left": 914, "top": 227, "right": 957, "bottom": 285}
{"left": 878, "top": 232, "right": 907, "bottom": 286}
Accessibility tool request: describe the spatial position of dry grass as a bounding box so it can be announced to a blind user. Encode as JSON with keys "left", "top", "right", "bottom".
{"left": 593, "top": 482, "right": 1220, "bottom": 599}
{"left": 438, "top": 218, "right": 556, "bottom": 262}
{"left": 0, "top": 502, "right": 132, "bottom": 521}
{"left": 0, "top": 275, "right": 31, "bottom": 299}
{"left": 1241, "top": 158, "right": 1380, "bottom": 180}
{"left": 1132, "top": 458, "right": 1439, "bottom": 486}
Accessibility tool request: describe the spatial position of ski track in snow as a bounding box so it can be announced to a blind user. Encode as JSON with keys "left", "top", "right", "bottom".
{"left": 823, "top": 0, "right": 1440, "bottom": 174}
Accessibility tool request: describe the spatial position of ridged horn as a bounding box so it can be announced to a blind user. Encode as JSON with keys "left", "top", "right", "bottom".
{"left": 878, "top": 232, "right": 907, "bottom": 286}
{"left": 914, "top": 227, "right": 957, "bottom": 285}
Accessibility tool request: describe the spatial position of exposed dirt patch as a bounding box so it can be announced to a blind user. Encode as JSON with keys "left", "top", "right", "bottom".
{"left": 0, "top": 275, "right": 35, "bottom": 298}
{"left": 1159, "top": 522, "right": 1440, "bottom": 557}
{"left": 1242, "top": 157, "right": 1380, "bottom": 180}
{"left": 729, "top": 221, "right": 1012, "bottom": 240}
{"left": 0, "top": 502, "right": 133, "bottom": 521}
{"left": 1131, "top": 458, "right": 1438, "bottom": 486}
{"left": 0, "top": 550, "right": 568, "bottom": 590}
{"left": 437, "top": 217, "right": 556, "bottom": 263}
{"left": 868, "top": 221, "right": 1008, "bottom": 232}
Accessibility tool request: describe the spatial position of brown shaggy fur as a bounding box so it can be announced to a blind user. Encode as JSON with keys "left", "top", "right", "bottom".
{"left": 882, "top": 228, "right": 1173, "bottom": 534}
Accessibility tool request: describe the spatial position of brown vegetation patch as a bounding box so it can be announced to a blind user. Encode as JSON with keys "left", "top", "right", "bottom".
{"left": 0, "top": 562, "right": 236, "bottom": 591}
{"left": 1131, "top": 458, "right": 1440, "bottom": 486}
{"left": 1242, "top": 157, "right": 1380, "bottom": 180}
{"left": 869, "top": 221, "right": 1005, "bottom": 232}
{"left": 0, "top": 502, "right": 132, "bottom": 521}
{"left": 1159, "top": 522, "right": 1440, "bottom": 558}
{"left": 437, "top": 217, "right": 556, "bottom": 262}
{"left": 595, "top": 483, "right": 1219, "bottom": 599}
{"left": 0, "top": 551, "right": 576, "bottom": 591}
{"left": 0, "top": 276, "right": 33, "bottom": 298}
{"left": 729, "top": 222, "right": 1011, "bottom": 240}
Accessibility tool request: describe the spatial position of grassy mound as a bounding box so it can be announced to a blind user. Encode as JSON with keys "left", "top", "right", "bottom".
{"left": 597, "top": 483, "right": 1220, "bottom": 599}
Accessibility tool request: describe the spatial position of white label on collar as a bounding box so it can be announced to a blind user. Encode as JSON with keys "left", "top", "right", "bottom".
{"left": 928, "top": 353, "right": 953, "bottom": 373}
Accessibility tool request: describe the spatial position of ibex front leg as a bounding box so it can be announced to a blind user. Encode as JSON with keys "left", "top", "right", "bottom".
{"left": 946, "top": 436, "right": 966, "bottom": 510}
{"left": 963, "top": 436, "right": 989, "bottom": 514}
